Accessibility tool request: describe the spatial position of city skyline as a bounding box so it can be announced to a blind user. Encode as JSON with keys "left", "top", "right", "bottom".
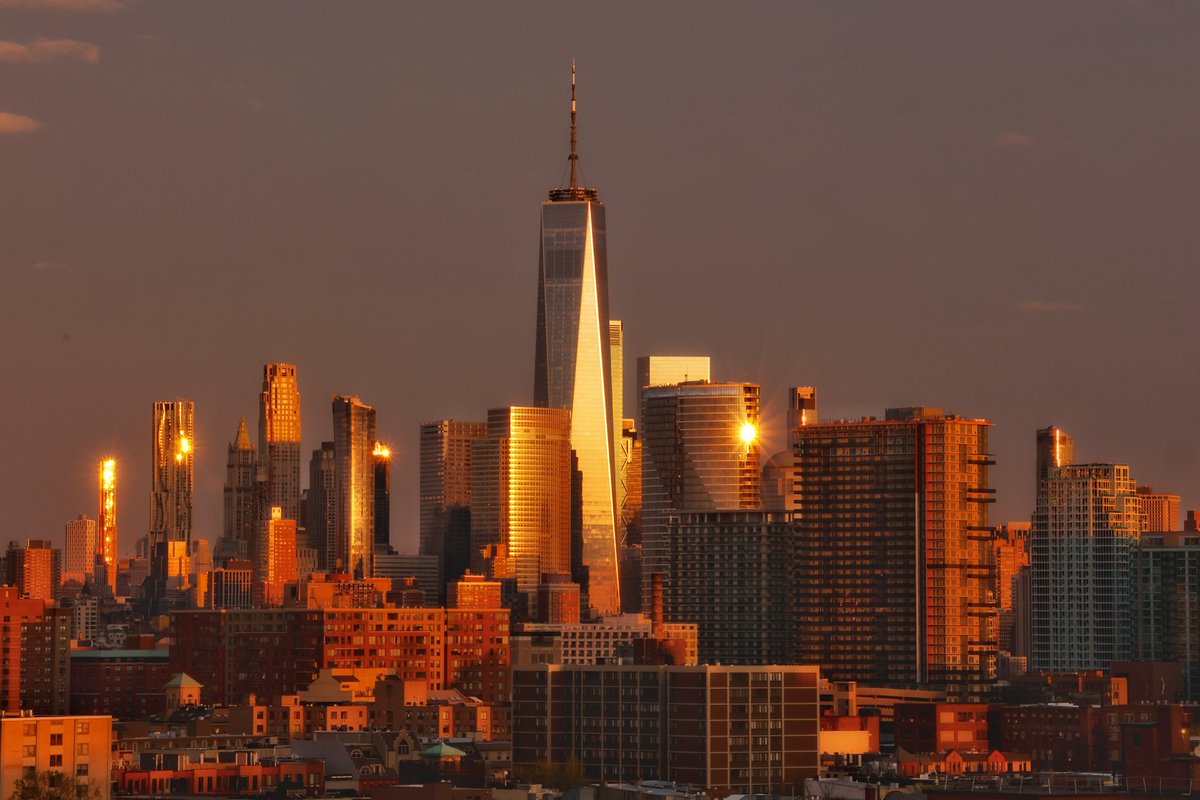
{"left": 3, "top": 3, "right": 1199, "bottom": 552}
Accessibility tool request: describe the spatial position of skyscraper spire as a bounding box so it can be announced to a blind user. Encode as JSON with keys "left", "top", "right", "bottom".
{"left": 569, "top": 60, "right": 578, "bottom": 190}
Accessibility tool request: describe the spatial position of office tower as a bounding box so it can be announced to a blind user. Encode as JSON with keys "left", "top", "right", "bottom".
{"left": 789, "top": 407, "right": 996, "bottom": 700}
{"left": 1035, "top": 425, "right": 1074, "bottom": 495}
{"left": 1031, "top": 463, "right": 1142, "bottom": 671}
{"left": 220, "top": 418, "right": 257, "bottom": 561}
{"left": 471, "top": 407, "right": 572, "bottom": 596}
{"left": 1133, "top": 532, "right": 1200, "bottom": 701}
{"left": 617, "top": 419, "right": 641, "bottom": 546}
{"left": 512, "top": 664, "right": 820, "bottom": 795}
{"left": 419, "top": 420, "right": 486, "bottom": 593}
{"left": 1136, "top": 485, "right": 1181, "bottom": 531}
{"left": 532, "top": 66, "right": 620, "bottom": 615}
{"left": 4, "top": 540, "right": 61, "bottom": 601}
{"left": 65, "top": 515, "right": 97, "bottom": 577}
{"left": 635, "top": 356, "right": 712, "bottom": 397}
{"left": 373, "top": 553, "right": 442, "bottom": 603}
{"left": 258, "top": 363, "right": 302, "bottom": 524}
{"left": 373, "top": 442, "right": 391, "bottom": 551}
{"left": 97, "top": 457, "right": 118, "bottom": 595}
{"left": 667, "top": 509, "right": 794, "bottom": 664}
{"left": 786, "top": 385, "right": 819, "bottom": 445}
{"left": 333, "top": 395, "right": 376, "bottom": 578}
{"left": 148, "top": 399, "right": 195, "bottom": 605}
{"left": 640, "top": 380, "right": 760, "bottom": 609}
{"left": 610, "top": 321, "right": 624, "bottom": 536}
{"left": 307, "top": 442, "right": 336, "bottom": 569}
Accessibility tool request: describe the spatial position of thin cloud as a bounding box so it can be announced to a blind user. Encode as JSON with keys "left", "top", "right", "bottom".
{"left": 0, "top": 0, "right": 127, "bottom": 10}
{"left": 0, "top": 111, "right": 42, "bottom": 133}
{"left": 30, "top": 260, "right": 68, "bottom": 271}
{"left": 1017, "top": 300, "right": 1082, "bottom": 314}
{"left": 0, "top": 37, "right": 100, "bottom": 64}
{"left": 210, "top": 80, "right": 263, "bottom": 112}
{"left": 990, "top": 131, "right": 1037, "bottom": 149}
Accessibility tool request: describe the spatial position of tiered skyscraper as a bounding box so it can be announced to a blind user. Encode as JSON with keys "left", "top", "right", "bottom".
{"left": 258, "top": 363, "right": 302, "bottom": 523}
{"left": 148, "top": 399, "right": 195, "bottom": 607}
{"left": 220, "top": 418, "right": 257, "bottom": 561}
{"left": 533, "top": 65, "right": 621, "bottom": 616}
{"left": 332, "top": 395, "right": 375, "bottom": 578}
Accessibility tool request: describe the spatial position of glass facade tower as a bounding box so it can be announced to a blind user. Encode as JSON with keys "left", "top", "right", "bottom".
{"left": 148, "top": 399, "right": 195, "bottom": 607}
{"left": 333, "top": 395, "right": 376, "bottom": 578}
{"left": 533, "top": 67, "right": 620, "bottom": 615}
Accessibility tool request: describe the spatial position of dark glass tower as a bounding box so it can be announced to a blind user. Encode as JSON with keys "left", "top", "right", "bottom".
{"left": 533, "top": 64, "right": 620, "bottom": 615}
{"left": 373, "top": 442, "right": 391, "bottom": 552}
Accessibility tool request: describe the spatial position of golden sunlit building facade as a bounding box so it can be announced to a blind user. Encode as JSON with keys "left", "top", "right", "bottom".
{"left": 533, "top": 68, "right": 620, "bottom": 615}
{"left": 259, "top": 363, "right": 302, "bottom": 523}
{"left": 471, "top": 407, "right": 572, "bottom": 598}
{"left": 149, "top": 399, "right": 195, "bottom": 607}
{"left": 332, "top": 395, "right": 375, "bottom": 578}
{"left": 640, "top": 380, "right": 760, "bottom": 610}
{"left": 0, "top": 715, "right": 112, "bottom": 800}
{"left": 97, "top": 458, "right": 117, "bottom": 595}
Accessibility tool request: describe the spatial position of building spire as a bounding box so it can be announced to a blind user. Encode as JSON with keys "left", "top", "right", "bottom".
{"left": 568, "top": 60, "right": 578, "bottom": 189}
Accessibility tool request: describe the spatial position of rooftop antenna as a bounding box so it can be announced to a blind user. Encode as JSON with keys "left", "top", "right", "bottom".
{"left": 568, "top": 60, "right": 579, "bottom": 190}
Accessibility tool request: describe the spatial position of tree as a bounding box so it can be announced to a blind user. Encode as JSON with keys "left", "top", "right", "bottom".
{"left": 7, "top": 771, "right": 102, "bottom": 800}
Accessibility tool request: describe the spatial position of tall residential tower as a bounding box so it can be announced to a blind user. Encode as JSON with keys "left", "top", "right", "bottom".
{"left": 148, "top": 399, "right": 195, "bottom": 607}
{"left": 533, "top": 65, "right": 620, "bottom": 614}
{"left": 97, "top": 457, "right": 118, "bottom": 595}
{"left": 333, "top": 395, "right": 376, "bottom": 578}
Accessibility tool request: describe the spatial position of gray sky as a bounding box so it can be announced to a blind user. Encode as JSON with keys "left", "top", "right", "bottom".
{"left": 2, "top": 1, "right": 1198, "bottom": 554}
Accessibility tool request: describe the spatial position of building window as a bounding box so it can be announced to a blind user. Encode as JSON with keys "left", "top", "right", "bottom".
{"left": 49, "top": 755, "right": 63, "bottom": 767}
{"left": 76, "top": 744, "right": 88, "bottom": 756}
{"left": 49, "top": 734, "right": 63, "bottom": 746}
{"left": 75, "top": 764, "right": 88, "bottom": 777}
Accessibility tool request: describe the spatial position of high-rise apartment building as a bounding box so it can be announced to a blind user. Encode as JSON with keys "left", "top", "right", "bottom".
{"left": 1133, "top": 532, "right": 1200, "bottom": 702}
{"left": 258, "top": 363, "right": 302, "bottom": 523}
{"left": 307, "top": 442, "right": 336, "bottom": 570}
{"left": 994, "top": 521, "right": 1031, "bottom": 654}
{"left": 220, "top": 418, "right": 258, "bottom": 561}
{"left": 333, "top": 395, "right": 376, "bottom": 578}
{"left": 419, "top": 420, "right": 486, "bottom": 594}
{"left": 148, "top": 399, "right": 195, "bottom": 607}
{"left": 787, "top": 406, "right": 997, "bottom": 700}
{"left": 471, "top": 407, "right": 572, "bottom": 596}
{"left": 257, "top": 507, "right": 298, "bottom": 605}
{"left": 533, "top": 67, "right": 620, "bottom": 615}
{"left": 666, "top": 509, "right": 794, "bottom": 664}
{"left": 1136, "top": 485, "right": 1181, "bottom": 531}
{"left": 640, "top": 380, "right": 760, "bottom": 609}
{"left": 4, "top": 539, "right": 60, "bottom": 601}
{"left": 1031, "top": 463, "right": 1142, "bottom": 672}
{"left": 1035, "top": 425, "right": 1074, "bottom": 495}
{"left": 65, "top": 514, "right": 98, "bottom": 576}
{"left": 373, "top": 442, "right": 391, "bottom": 551}
{"left": 97, "top": 457, "right": 118, "bottom": 595}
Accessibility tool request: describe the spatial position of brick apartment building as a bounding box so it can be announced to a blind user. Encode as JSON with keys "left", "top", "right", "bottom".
{"left": 513, "top": 664, "right": 819, "bottom": 795}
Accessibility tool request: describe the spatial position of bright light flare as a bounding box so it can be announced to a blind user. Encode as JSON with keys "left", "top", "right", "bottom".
{"left": 179, "top": 436, "right": 191, "bottom": 454}
{"left": 740, "top": 422, "right": 757, "bottom": 445}
{"left": 373, "top": 442, "right": 391, "bottom": 459}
